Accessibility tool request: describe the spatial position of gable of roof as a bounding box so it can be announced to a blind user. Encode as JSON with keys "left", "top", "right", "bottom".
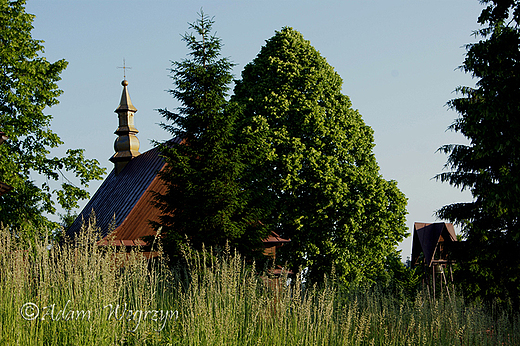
{"left": 67, "top": 145, "right": 168, "bottom": 239}
{"left": 68, "top": 137, "right": 290, "bottom": 252}
{"left": 411, "top": 222, "right": 457, "bottom": 267}
{"left": 104, "top": 162, "right": 168, "bottom": 244}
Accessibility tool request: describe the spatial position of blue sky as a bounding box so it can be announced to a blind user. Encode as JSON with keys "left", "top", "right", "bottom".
{"left": 25, "top": 0, "right": 483, "bottom": 259}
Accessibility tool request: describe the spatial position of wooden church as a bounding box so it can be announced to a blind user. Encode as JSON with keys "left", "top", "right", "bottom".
{"left": 67, "top": 80, "right": 289, "bottom": 257}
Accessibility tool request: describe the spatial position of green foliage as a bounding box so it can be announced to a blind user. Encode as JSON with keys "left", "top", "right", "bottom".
{"left": 232, "top": 27, "right": 408, "bottom": 285}
{"left": 436, "top": 0, "right": 520, "bottom": 305}
{"left": 0, "top": 0, "right": 105, "bottom": 234}
{"left": 2, "top": 225, "right": 519, "bottom": 345}
{"left": 381, "top": 253, "right": 421, "bottom": 300}
{"left": 0, "top": 223, "right": 178, "bottom": 345}
{"left": 154, "top": 12, "right": 270, "bottom": 261}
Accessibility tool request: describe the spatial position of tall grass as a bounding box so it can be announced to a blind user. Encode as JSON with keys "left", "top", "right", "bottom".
{"left": 0, "top": 224, "right": 518, "bottom": 345}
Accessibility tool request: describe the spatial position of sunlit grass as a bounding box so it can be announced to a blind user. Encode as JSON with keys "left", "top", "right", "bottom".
{"left": 0, "top": 223, "right": 518, "bottom": 345}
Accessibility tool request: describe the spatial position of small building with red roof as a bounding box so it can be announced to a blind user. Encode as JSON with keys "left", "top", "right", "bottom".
{"left": 67, "top": 80, "right": 289, "bottom": 258}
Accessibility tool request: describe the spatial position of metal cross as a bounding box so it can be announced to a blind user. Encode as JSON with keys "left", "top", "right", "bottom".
{"left": 117, "top": 58, "right": 132, "bottom": 79}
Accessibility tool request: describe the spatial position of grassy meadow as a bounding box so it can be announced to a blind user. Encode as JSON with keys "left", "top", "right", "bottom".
{"left": 0, "top": 225, "right": 518, "bottom": 345}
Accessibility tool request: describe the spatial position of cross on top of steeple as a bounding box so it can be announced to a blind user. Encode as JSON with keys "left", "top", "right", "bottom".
{"left": 118, "top": 58, "right": 132, "bottom": 80}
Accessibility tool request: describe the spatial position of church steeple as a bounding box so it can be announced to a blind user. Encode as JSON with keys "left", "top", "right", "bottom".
{"left": 110, "top": 79, "right": 140, "bottom": 175}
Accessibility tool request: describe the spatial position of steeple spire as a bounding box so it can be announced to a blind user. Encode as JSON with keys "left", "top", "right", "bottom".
{"left": 110, "top": 79, "right": 140, "bottom": 175}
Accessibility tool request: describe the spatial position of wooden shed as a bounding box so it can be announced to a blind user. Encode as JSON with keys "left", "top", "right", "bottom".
{"left": 411, "top": 222, "right": 457, "bottom": 297}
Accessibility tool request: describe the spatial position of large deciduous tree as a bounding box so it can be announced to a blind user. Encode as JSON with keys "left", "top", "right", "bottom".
{"left": 0, "top": 0, "right": 105, "bottom": 234}
{"left": 232, "top": 27, "right": 408, "bottom": 284}
{"left": 437, "top": 0, "right": 520, "bottom": 305}
{"left": 153, "top": 12, "right": 270, "bottom": 259}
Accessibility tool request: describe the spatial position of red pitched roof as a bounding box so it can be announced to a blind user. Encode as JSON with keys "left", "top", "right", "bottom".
{"left": 411, "top": 222, "right": 457, "bottom": 267}
{"left": 67, "top": 143, "right": 178, "bottom": 240}
{"left": 0, "top": 182, "right": 13, "bottom": 197}
{"left": 108, "top": 163, "right": 167, "bottom": 242}
{"left": 69, "top": 138, "right": 290, "bottom": 250}
{"left": 263, "top": 231, "right": 291, "bottom": 246}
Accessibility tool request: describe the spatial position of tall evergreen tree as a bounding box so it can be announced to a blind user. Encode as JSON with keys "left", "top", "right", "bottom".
{"left": 0, "top": 0, "right": 105, "bottom": 234}
{"left": 437, "top": 0, "right": 520, "bottom": 305}
{"left": 154, "top": 12, "right": 270, "bottom": 259}
{"left": 232, "top": 27, "right": 408, "bottom": 284}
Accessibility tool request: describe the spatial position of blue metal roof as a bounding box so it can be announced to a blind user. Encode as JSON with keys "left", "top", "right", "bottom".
{"left": 67, "top": 146, "right": 166, "bottom": 239}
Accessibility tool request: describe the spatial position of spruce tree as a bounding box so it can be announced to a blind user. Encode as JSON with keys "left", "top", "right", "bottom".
{"left": 437, "top": 0, "right": 520, "bottom": 305}
{"left": 154, "top": 12, "right": 270, "bottom": 259}
{"left": 232, "top": 27, "right": 408, "bottom": 284}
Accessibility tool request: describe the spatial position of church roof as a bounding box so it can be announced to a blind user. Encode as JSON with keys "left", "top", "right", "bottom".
{"left": 68, "top": 79, "right": 290, "bottom": 251}
{"left": 67, "top": 140, "right": 180, "bottom": 242}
